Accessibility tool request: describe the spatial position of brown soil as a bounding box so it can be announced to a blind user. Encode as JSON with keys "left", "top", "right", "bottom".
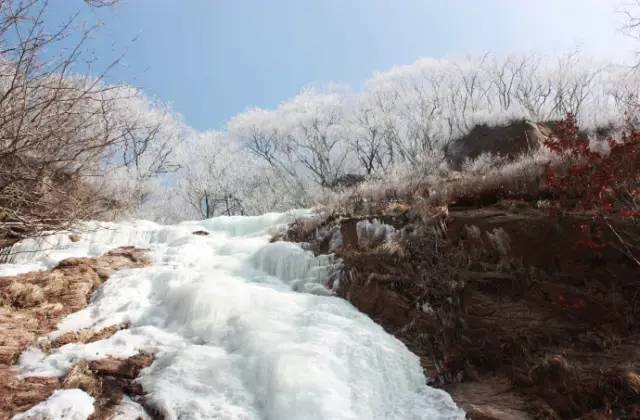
{"left": 0, "top": 246, "right": 155, "bottom": 419}
{"left": 288, "top": 202, "right": 640, "bottom": 419}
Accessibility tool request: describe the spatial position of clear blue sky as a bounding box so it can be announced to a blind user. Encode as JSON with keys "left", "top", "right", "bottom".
{"left": 49, "top": 0, "right": 636, "bottom": 130}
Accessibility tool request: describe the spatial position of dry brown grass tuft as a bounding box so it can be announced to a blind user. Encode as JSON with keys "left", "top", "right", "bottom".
{"left": 40, "top": 324, "right": 126, "bottom": 352}
{"left": 426, "top": 149, "right": 554, "bottom": 208}
{"left": 62, "top": 361, "right": 100, "bottom": 396}
{"left": 384, "top": 201, "right": 411, "bottom": 215}
{"left": 377, "top": 240, "right": 407, "bottom": 260}
{"left": 4, "top": 282, "right": 45, "bottom": 308}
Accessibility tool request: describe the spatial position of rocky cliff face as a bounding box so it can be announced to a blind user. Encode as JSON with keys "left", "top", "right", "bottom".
{"left": 287, "top": 202, "right": 640, "bottom": 419}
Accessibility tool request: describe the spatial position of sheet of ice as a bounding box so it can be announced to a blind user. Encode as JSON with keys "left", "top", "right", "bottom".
{"left": 356, "top": 219, "right": 398, "bottom": 248}
{"left": 5, "top": 210, "right": 464, "bottom": 420}
{"left": 0, "top": 262, "right": 45, "bottom": 277}
{"left": 12, "top": 389, "right": 94, "bottom": 420}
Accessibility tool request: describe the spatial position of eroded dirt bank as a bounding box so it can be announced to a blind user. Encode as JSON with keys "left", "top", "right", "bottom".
{"left": 285, "top": 202, "right": 640, "bottom": 419}
{"left": 0, "top": 246, "right": 154, "bottom": 419}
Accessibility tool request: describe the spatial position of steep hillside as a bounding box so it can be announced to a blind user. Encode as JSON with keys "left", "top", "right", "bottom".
{"left": 282, "top": 117, "right": 640, "bottom": 419}
{"left": 284, "top": 202, "right": 639, "bottom": 419}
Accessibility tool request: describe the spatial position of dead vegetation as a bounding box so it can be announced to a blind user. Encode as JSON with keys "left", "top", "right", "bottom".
{"left": 0, "top": 246, "right": 152, "bottom": 419}
{"left": 42, "top": 324, "right": 127, "bottom": 353}
{"left": 319, "top": 144, "right": 555, "bottom": 220}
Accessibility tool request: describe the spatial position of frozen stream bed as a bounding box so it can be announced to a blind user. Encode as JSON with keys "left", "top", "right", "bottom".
{"left": 2, "top": 210, "right": 464, "bottom": 420}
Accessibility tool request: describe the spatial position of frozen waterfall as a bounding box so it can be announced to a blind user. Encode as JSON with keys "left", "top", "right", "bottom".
{"left": 3, "top": 210, "right": 464, "bottom": 420}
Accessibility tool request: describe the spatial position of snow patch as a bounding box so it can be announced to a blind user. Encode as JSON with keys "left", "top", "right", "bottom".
{"left": 12, "top": 389, "right": 94, "bottom": 420}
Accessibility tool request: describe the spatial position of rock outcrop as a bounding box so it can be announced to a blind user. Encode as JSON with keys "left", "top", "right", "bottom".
{"left": 446, "top": 120, "right": 552, "bottom": 170}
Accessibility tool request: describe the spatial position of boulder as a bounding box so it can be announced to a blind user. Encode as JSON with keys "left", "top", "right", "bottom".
{"left": 445, "top": 120, "right": 552, "bottom": 170}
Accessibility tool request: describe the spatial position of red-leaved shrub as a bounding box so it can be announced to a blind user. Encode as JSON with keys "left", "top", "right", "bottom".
{"left": 544, "top": 114, "right": 640, "bottom": 217}
{"left": 543, "top": 114, "right": 640, "bottom": 264}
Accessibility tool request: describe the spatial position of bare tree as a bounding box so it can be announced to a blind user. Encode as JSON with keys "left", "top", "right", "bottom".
{"left": 492, "top": 55, "right": 529, "bottom": 112}
{"left": 182, "top": 143, "right": 244, "bottom": 219}
{"left": 228, "top": 109, "right": 311, "bottom": 204}
{"left": 512, "top": 55, "right": 554, "bottom": 119}
{"left": 229, "top": 90, "right": 352, "bottom": 195}
{"left": 294, "top": 110, "right": 348, "bottom": 188}
{"left": 621, "top": 1, "right": 640, "bottom": 43}
{"left": 84, "top": 0, "right": 120, "bottom": 7}
{"left": 349, "top": 103, "right": 389, "bottom": 175}
{"left": 0, "top": 0, "right": 172, "bottom": 243}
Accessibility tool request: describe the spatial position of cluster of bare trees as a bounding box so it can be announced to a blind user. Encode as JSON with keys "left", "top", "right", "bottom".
{"left": 186, "top": 54, "right": 635, "bottom": 217}
{"left": 355, "top": 54, "right": 636, "bottom": 173}
{"left": 78, "top": 2, "right": 640, "bottom": 224}
{"left": 138, "top": 130, "right": 305, "bottom": 222}
{"left": 138, "top": 53, "right": 639, "bottom": 222}
{"left": 0, "top": 0, "right": 178, "bottom": 241}
{"left": 3, "top": 2, "right": 637, "bottom": 225}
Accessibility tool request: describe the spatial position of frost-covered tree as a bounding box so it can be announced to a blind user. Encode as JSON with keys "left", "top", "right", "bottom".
{"left": 0, "top": 0, "right": 180, "bottom": 238}
{"left": 229, "top": 88, "right": 355, "bottom": 198}
{"left": 132, "top": 54, "right": 640, "bottom": 222}
{"left": 279, "top": 89, "right": 352, "bottom": 187}
{"left": 227, "top": 107, "right": 308, "bottom": 201}
{"left": 178, "top": 132, "right": 246, "bottom": 218}
{"left": 348, "top": 96, "right": 392, "bottom": 175}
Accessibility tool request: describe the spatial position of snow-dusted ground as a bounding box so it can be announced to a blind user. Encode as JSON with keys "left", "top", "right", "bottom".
{"left": 3, "top": 210, "right": 464, "bottom": 420}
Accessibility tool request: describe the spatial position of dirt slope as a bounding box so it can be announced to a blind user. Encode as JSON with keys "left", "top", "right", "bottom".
{"left": 287, "top": 202, "right": 640, "bottom": 419}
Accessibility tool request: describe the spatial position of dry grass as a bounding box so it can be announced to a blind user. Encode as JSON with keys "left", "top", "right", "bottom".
{"left": 0, "top": 247, "right": 151, "bottom": 419}
{"left": 40, "top": 324, "right": 126, "bottom": 352}
{"left": 319, "top": 147, "right": 556, "bottom": 219}
{"left": 622, "top": 370, "right": 640, "bottom": 396}
{"left": 3, "top": 282, "right": 46, "bottom": 308}
{"left": 377, "top": 240, "right": 407, "bottom": 260}
{"left": 62, "top": 361, "right": 100, "bottom": 396}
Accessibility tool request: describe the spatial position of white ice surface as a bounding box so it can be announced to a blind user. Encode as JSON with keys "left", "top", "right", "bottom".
{"left": 111, "top": 396, "right": 151, "bottom": 420}
{"left": 12, "top": 389, "right": 95, "bottom": 420}
{"left": 5, "top": 210, "right": 464, "bottom": 420}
